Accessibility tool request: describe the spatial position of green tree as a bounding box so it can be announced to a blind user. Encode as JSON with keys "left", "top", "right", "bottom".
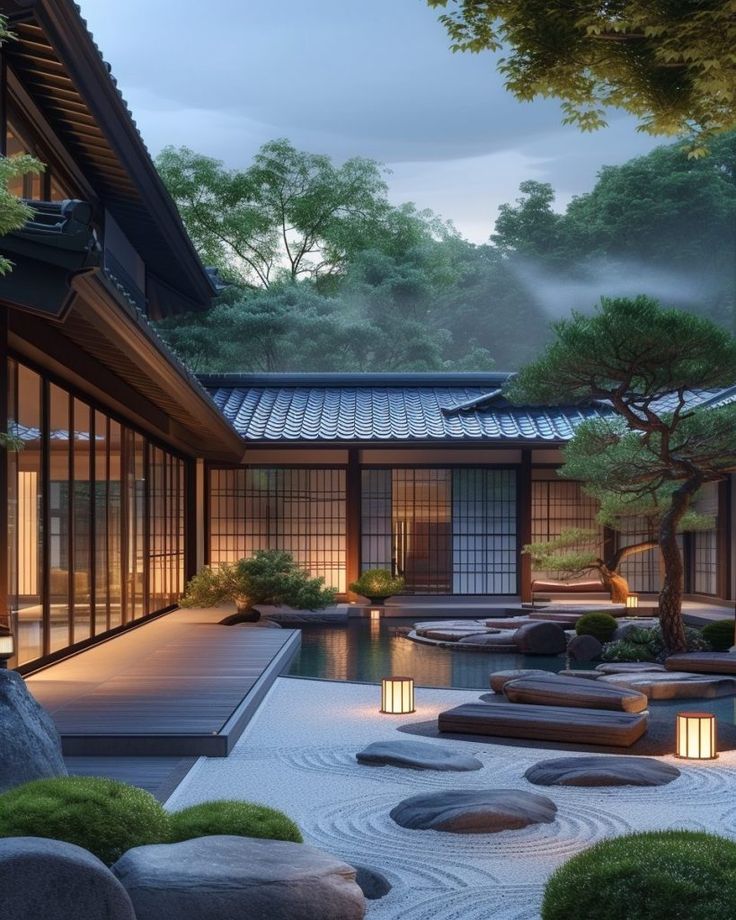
{"left": 492, "top": 181, "right": 563, "bottom": 262}
{"left": 428, "top": 1, "right": 736, "bottom": 147}
{"left": 508, "top": 295, "right": 736, "bottom": 653}
{"left": 157, "top": 140, "right": 398, "bottom": 288}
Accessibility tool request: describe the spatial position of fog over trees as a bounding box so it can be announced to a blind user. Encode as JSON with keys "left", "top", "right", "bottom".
{"left": 156, "top": 131, "right": 736, "bottom": 373}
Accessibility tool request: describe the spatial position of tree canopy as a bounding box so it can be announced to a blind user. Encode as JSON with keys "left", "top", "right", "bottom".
{"left": 427, "top": 1, "right": 736, "bottom": 148}
{"left": 508, "top": 295, "right": 736, "bottom": 652}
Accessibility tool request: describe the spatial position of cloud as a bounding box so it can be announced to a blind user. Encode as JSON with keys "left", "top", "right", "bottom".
{"left": 79, "top": 0, "right": 662, "bottom": 240}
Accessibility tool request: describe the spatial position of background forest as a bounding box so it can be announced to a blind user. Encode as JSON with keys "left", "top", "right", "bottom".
{"left": 155, "top": 131, "right": 736, "bottom": 373}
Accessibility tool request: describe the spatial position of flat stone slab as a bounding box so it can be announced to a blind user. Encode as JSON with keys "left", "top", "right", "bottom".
{"left": 557, "top": 670, "right": 602, "bottom": 680}
{"left": 0, "top": 837, "right": 135, "bottom": 920}
{"left": 356, "top": 740, "right": 482, "bottom": 772}
{"left": 390, "top": 789, "right": 557, "bottom": 834}
{"left": 418, "top": 628, "right": 493, "bottom": 642}
{"left": 455, "top": 632, "right": 512, "bottom": 648}
{"left": 525, "top": 755, "right": 680, "bottom": 787}
{"left": 535, "top": 604, "right": 627, "bottom": 616}
{"left": 490, "top": 669, "right": 554, "bottom": 693}
{"left": 439, "top": 701, "right": 648, "bottom": 747}
{"left": 596, "top": 663, "right": 666, "bottom": 674}
{"left": 600, "top": 671, "right": 736, "bottom": 699}
{"left": 113, "top": 836, "right": 365, "bottom": 920}
{"left": 482, "top": 618, "right": 539, "bottom": 630}
{"left": 414, "top": 620, "right": 486, "bottom": 633}
{"left": 665, "top": 653, "right": 736, "bottom": 675}
{"left": 503, "top": 675, "right": 649, "bottom": 713}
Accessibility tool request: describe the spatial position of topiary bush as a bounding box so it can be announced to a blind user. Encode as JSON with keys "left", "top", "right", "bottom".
{"left": 169, "top": 800, "right": 302, "bottom": 844}
{"left": 542, "top": 830, "right": 736, "bottom": 920}
{"left": 349, "top": 569, "right": 405, "bottom": 600}
{"left": 702, "top": 619, "right": 733, "bottom": 652}
{"left": 575, "top": 612, "right": 618, "bottom": 643}
{"left": 0, "top": 776, "right": 170, "bottom": 865}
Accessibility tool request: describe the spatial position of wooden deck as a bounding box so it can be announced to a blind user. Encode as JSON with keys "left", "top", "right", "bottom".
{"left": 65, "top": 756, "right": 198, "bottom": 802}
{"left": 27, "top": 608, "right": 300, "bottom": 757}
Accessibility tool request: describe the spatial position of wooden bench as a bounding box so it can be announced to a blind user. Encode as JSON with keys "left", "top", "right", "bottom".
{"left": 531, "top": 579, "right": 606, "bottom": 607}
{"left": 438, "top": 701, "right": 648, "bottom": 747}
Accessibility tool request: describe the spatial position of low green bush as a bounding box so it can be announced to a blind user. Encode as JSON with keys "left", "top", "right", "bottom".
{"left": 602, "top": 623, "right": 711, "bottom": 662}
{"left": 168, "top": 800, "right": 302, "bottom": 844}
{"left": 702, "top": 619, "right": 733, "bottom": 652}
{"left": 575, "top": 612, "right": 618, "bottom": 643}
{"left": 542, "top": 830, "right": 736, "bottom": 920}
{"left": 349, "top": 569, "right": 405, "bottom": 599}
{"left": 0, "top": 776, "right": 169, "bottom": 865}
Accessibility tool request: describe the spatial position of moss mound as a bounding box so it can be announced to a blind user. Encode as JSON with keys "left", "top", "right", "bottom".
{"left": 169, "top": 800, "right": 302, "bottom": 844}
{"left": 0, "top": 776, "right": 169, "bottom": 865}
{"left": 542, "top": 831, "right": 736, "bottom": 920}
{"left": 702, "top": 619, "right": 733, "bottom": 651}
{"left": 575, "top": 612, "right": 618, "bottom": 643}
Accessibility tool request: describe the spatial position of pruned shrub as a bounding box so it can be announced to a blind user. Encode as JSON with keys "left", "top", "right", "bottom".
{"left": 702, "top": 619, "right": 733, "bottom": 652}
{"left": 349, "top": 569, "right": 405, "bottom": 600}
{"left": 169, "top": 800, "right": 302, "bottom": 844}
{"left": 542, "top": 830, "right": 736, "bottom": 920}
{"left": 602, "top": 623, "right": 710, "bottom": 662}
{"left": 575, "top": 612, "right": 618, "bottom": 643}
{"left": 0, "top": 776, "right": 169, "bottom": 865}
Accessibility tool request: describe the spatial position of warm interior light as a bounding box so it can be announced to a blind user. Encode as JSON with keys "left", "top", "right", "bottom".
{"left": 625, "top": 594, "right": 639, "bottom": 609}
{"left": 381, "top": 676, "right": 415, "bottom": 714}
{"left": 676, "top": 711, "right": 717, "bottom": 760}
{"left": 18, "top": 470, "right": 38, "bottom": 596}
{"left": 370, "top": 607, "right": 382, "bottom": 621}
{"left": 0, "top": 626, "right": 14, "bottom": 662}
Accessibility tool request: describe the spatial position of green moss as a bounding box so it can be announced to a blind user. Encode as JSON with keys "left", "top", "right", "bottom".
{"left": 542, "top": 831, "right": 736, "bottom": 920}
{"left": 0, "top": 776, "right": 170, "bottom": 865}
{"left": 169, "top": 800, "right": 302, "bottom": 844}
{"left": 575, "top": 612, "right": 618, "bottom": 643}
{"left": 702, "top": 619, "right": 734, "bottom": 651}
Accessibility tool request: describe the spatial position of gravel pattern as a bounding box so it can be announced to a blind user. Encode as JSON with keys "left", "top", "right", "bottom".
{"left": 165, "top": 677, "right": 736, "bottom": 920}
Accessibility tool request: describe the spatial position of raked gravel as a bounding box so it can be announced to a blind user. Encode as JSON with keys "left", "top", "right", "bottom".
{"left": 165, "top": 677, "right": 736, "bottom": 920}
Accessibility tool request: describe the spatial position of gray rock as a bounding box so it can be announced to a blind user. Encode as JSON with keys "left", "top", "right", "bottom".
{"left": 113, "top": 836, "right": 365, "bottom": 920}
{"left": 0, "top": 837, "right": 135, "bottom": 920}
{"left": 390, "top": 789, "right": 557, "bottom": 834}
{"left": 599, "top": 671, "right": 736, "bottom": 699}
{"left": 557, "top": 669, "right": 602, "bottom": 680}
{"left": 455, "top": 631, "right": 512, "bottom": 648}
{"left": 489, "top": 668, "right": 554, "bottom": 693}
{"left": 613, "top": 619, "right": 659, "bottom": 640}
{"left": 525, "top": 755, "right": 680, "bottom": 787}
{"left": 514, "top": 621, "right": 567, "bottom": 655}
{"left": 353, "top": 865, "right": 391, "bottom": 900}
{"left": 0, "top": 670, "right": 66, "bottom": 793}
{"left": 356, "top": 740, "right": 482, "bottom": 772}
{"left": 567, "top": 634, "right": 603, "bottom": 661}
{"left": 419, "top": 628, "right": 490, "bottom": 642}
{"left": 595, "top": 662, "right": 666, "bottom": 674}
{"left": 503, "top": 675, "right": 648, "bottom": 713}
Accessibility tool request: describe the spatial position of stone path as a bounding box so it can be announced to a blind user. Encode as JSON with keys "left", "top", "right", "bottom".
{"left": 166, "top": 677, "right": 736, "bottom": 920}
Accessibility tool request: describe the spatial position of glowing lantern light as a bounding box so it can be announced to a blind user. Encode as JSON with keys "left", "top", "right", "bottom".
{"left": 381, "top": 677, "right": 415, "bottom": 714}
{"left": 625, "top": 594, "right": 639, "bottom": 609}
{"left": 676, "top": 711, "right": 717, "bottom": 760}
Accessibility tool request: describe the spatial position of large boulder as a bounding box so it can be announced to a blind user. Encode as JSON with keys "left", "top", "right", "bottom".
{"left": 525, "top": 755, "right": 680, "bottom": 787}
{"left": 356, "top": 739, "right": 482, "bottom": 772}
{"left": 113, "top": 836, "right": 365, "bottom": 920}
{"left": 514, "top": 622, "right": 567, "bottom": 655}
{"left": 390, "top": 789, "right": 557, "bottom": 834}
{"left": 0, "top": 837, "right": 135, "bottom": 920}
{"left": 0, "top": 670, "right": 66, "bottom": 792}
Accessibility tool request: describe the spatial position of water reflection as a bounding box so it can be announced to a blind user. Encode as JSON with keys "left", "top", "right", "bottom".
{"left": 289, "top": 617, "right": 565, "bottom": 690}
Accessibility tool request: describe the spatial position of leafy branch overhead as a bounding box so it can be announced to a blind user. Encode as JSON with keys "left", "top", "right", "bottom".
{"left": 427, "top": 1, "right": 736, "bottom": 149}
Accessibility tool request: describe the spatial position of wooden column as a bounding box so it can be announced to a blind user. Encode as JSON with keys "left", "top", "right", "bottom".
{"left": 718, "top": 476, "right": 732, "bottom": 602}
{"left": 184, "top": 457, "right": 199, "bottom": 582}
{"left": 518, "top": 448, "right": 532, "bottom": 602}
{"left": 0, "top": 306, "right": 9, "bottom": 636}
{"left": 345, "top": 448, "right": 361, "bottom": 599}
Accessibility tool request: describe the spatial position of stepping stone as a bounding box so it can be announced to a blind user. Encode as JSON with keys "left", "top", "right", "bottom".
{"left": 455, "top": 632, "right": 512, "bottom": 648}
{"left": 599, "top": 671, "right": 736, "bottom": 699}
{"left": 525, "top": 755, "right": 680, "bottom": 787}
{"left": 0, "top": 838, "right": 135, "bottom": 920}
{"left": 490, "top": 669, "right": 554, "bottom": 693}
{"left": 557, "top": 670, "right": 601, "bottom": 680}
{"left": 414, "top": 620, "right": 484, "bottom": 632}
{"left": 514, "top": 622, "right": 567, "bottom": 655}
{"left": 418, "top": 628, "right": 491, "bottom": 642}
{"left": 596, "top": 663, "right": 666, "bottom": 674}
{"left": 355, "top": 740, "right": 482, "bottom": 772}
{"left": 390, "top": 789, "right": 556, "bottom": 834}
{"left": 483, "top": 618, "right": 539, "bottom": 631}
{"left": 503, "top": 675, "right": 648, "bottom": 713}
{"left": 665, "top": 652, "right": 736, "bottom": 675}
{"left": 113, "top": 836, "right": 365, "bottom": 920}
{"left": 439, "top": 701, "right": 648, "bottom": 747}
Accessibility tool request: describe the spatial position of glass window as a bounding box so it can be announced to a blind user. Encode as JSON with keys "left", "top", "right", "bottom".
{"left": 692, "top": 482, "right": 719, "bottom": 595}
{"left": 72, "top": 399, "right": 92, "bottom": 643}
{"left": 48, "top": 384, "right": 71, "bottom": 653}
{"left": 107, "top": 420, "right": 123, "bottom": 627}
{"left": 93, "top": 411, "right": 109, "bottom": 636}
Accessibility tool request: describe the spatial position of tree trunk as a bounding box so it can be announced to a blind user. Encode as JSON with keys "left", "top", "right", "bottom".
{"left": 598, "top": 567, "right": 630, "bottom": 603}
{"left": 658, "top": 477, "right": 702, "bottom": 654}
{"left": 219, "top": 595, "right": 261, "bottom": 624}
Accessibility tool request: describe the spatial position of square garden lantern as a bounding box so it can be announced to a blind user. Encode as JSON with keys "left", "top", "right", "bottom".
{"left": 676, "top": 711, "right": 717, "bottom": 760}
{"left": 381, "top": 677, "right": 415, "bottom": 714}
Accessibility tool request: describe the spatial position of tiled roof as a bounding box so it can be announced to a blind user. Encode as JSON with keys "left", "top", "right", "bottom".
{"left": 199, "top": 373, "right": 616, "bottom": 444}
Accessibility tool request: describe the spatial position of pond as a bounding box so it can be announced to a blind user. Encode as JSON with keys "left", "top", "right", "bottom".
{"left": 287, "top": 616, "right": 736, "bottom": 727}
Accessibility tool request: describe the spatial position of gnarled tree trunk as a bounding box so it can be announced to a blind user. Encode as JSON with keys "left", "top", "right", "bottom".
{"left": 598, "top": 566, "right": 630, "bottom": 603}
{"left": 659, "top": 477, "right": 702, "bottom": 654}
